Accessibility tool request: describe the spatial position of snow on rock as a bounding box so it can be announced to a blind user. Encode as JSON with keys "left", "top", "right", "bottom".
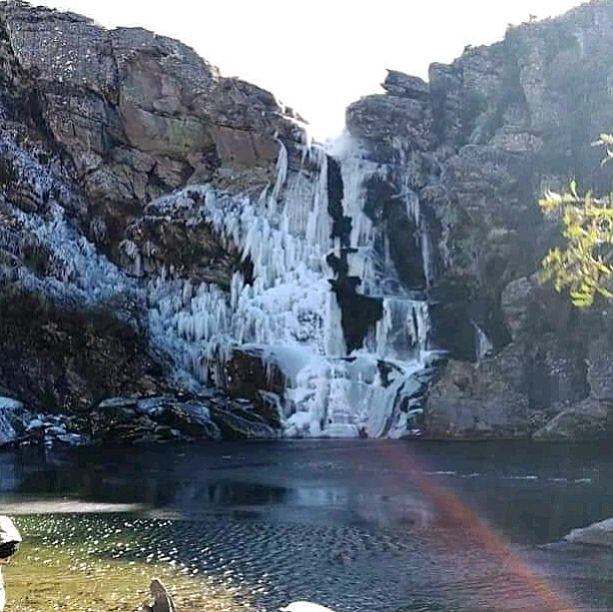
{"left": 0, "top": 397, "right": 29, "bottom": 445}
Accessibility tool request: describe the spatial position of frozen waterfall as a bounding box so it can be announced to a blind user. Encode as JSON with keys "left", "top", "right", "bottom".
{"left": 11, "top": 128, "right": 438, "bottom": 438}
{"left": 143, "top": 134, "right": 437, "bottom": 438}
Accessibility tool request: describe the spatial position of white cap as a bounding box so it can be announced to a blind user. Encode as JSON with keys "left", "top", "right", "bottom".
{"left": 0, "top": 516, "right": 22, "bottom": 545}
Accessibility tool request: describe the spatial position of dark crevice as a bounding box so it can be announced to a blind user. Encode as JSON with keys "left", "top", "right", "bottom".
{"left": 325, "top": 155, "right": 384, "bottom": 353}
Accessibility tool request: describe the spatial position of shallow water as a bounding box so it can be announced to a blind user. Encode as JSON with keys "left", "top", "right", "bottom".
{"left": 0, "top": 440, "right": 612, "bottom": 611}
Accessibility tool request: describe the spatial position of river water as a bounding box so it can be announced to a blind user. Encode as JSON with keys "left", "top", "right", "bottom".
{"left": 0, "top": 440, "right": 611, "bottom": 611}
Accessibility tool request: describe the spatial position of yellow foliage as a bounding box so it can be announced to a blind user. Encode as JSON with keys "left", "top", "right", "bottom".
{"left": 539, "top": 141, "right": 613, "bottom": 307}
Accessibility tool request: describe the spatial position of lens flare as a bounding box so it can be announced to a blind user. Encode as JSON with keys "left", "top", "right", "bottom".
{"left": 377, "top": 443, "right": 577, "bottom": 612}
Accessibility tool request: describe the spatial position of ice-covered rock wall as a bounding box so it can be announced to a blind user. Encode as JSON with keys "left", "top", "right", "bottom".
{"left": 138, "top": 135, "right": 438, "bottom": 438}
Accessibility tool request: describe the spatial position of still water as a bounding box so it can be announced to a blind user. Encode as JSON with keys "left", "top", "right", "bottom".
{"left": 0, "top": 440, "right": 611, "bottom": 611}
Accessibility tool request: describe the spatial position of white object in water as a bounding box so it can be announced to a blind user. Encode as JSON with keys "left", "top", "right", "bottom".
{"left": 280, "top": 603, "right": 336, "bottom": 612}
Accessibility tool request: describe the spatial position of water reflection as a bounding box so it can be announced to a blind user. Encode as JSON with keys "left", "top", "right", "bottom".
{"left": 1, "top": 441, "right": 612, "bottom": 542}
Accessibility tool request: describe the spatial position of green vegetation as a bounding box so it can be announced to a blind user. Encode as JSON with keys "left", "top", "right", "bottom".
{"left": 539, "top": 135, "right": 613, "bottom": 307}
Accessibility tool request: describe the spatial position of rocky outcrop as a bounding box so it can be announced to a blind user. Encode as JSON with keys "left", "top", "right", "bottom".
{"left": 533, "top": 398, "right": 611, "bottom": 440}
{"left": 0, "top": 290, "right": 164, "bottom": 412}
{"left": 346, "top": 2, "right": 613, "bottom": 440}
{"left": 120, "top": 189, "right": 253, "bottom": 287}
{"left": 0, "top": 0, "right": 302, "bottom": 439}
{"left": 424, "top": 360, "right": 530, "bottom": 439}
{"left": 0, "top": 398, "right": 89, "bottom": 447}
{"left": 0, "top": 0, "right": 302, "bottom": 265}
{"left": 90, "top": 394, "right": 278, "bottom": 444}
{"left": 2, "top": 0, "right": 613, "bottom": 442}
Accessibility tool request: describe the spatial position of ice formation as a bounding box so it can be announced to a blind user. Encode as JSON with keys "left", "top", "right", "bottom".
{"left": 143, "top": 135, "right": 437, "bottom": 438}
{"left": 5, "top": 128, "right": 438, "bottom": 438}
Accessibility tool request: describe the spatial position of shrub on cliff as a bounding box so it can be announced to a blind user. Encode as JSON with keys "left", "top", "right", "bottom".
{"left": 539, "top": 135, "right": 613, "bottom": 307}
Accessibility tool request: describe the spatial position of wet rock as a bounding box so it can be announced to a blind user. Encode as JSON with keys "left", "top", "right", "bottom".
{"left": 91, "top": 396, "right": 222, "bottom": 443}
{"left": 209, "top": 404, "right": 277, "bottom": 440}
{"left": 150, "top": 398, "right": 221, "bottom": 440}
{"left": 423, "top": 360, "right": 530, "bottom": 439}
{"left": 91, "top": 392, "right": 281, "bottom": 443}
{"left": 0, "top": 397, "right": 30, "bottom": 445}
{"left": 219, "top": 348, "right": 285, "bottom": 414}
{"left": 533, "top": 398, "right": 611, "bottom": 441}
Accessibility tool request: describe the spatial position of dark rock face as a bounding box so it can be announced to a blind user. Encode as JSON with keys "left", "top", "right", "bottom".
{"left": 0, "top": 290, "right": 163, "bottom": 413}
{"left": 346, "top": 3, "right": 613, "bottom": 440}
{"left": 325, "top": 154, "right": 384, "bottom": 352}
{"left": 216, "top": 348, "right": 284, "bottom": 429}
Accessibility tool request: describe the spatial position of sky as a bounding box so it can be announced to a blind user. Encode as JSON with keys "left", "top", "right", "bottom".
{"left": 35, "top": 0, "right": 582, "bottom": 139}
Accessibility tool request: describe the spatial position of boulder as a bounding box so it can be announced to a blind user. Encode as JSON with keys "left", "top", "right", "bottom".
{"left": 91, "top": 394, "right": 280, "bottom": 443}
{"left": 564, "top": 518, "right": 613, "bottom": 548}
{"left": 91, "top": 396, "right": 222, "bottom": 443}
{"left": 0, "top": 397, "right": 30, "bottom": 445}
{"left": 209, "top": 404, "right": 278, "bottom": 440}
{"left": 423, "top": 360, "right": 530, "bottom": 439}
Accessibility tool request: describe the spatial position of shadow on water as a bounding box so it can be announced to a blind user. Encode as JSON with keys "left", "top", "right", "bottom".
{"left": 0, "top": 440, "right": 612, "bottom": 611}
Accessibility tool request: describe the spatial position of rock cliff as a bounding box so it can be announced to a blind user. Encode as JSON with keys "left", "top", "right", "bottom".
{"left": 1, "top": 0, "right": 612, "bottom": 442}
{"left": 346, "top": 0, "right": 613, "bottom": 439}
